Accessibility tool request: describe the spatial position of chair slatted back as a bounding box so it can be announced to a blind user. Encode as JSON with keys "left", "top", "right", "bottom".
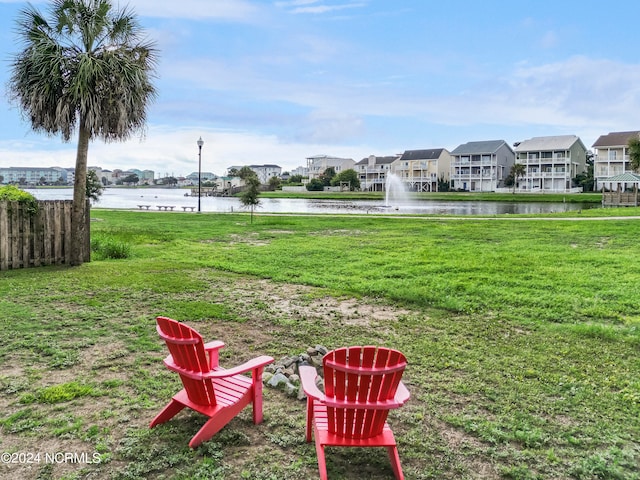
{"left": 156, "top": 316, "right": 216, "bottom": 406}
{"left": 323, "top": 346, "right": 407, "bottom": 439}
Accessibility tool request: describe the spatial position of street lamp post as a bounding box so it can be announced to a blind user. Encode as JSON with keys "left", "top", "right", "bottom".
{"left": 197, "top": 136, "right": 204, "bottom": 213}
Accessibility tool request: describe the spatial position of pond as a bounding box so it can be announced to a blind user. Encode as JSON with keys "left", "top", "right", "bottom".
{"left": 29, "top": 188, "right": 597, "bottom": 215}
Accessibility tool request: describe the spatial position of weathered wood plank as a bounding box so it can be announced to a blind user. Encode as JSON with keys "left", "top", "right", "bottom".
{"left": 53, "top": 201, "right": 62, "bottom": 264}
{"left": 0, "top": 203, "right": 8, "bottom": 271}
{"left": 42, "top": 203, "right": 52, "bottom": 266}
{"left": 10, "top": 202, "right": 21, "bottom": 269}
{"left": 22, "top": 207, "right": 31, "bottom": 267}
{"left": 60, "top": 203, "right": 73, "bottom": 265}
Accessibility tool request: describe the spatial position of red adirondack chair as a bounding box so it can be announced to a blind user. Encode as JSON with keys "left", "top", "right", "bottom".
{"left": 300, "top": 346, "right": 410, "bottom": 480}
{"left": 150, "top": 316, "right": 274, "bottom": 448}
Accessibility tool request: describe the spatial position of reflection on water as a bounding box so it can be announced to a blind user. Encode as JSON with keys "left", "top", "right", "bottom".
{"left": 29, "top": 188, "right": 596, "bottom": 215}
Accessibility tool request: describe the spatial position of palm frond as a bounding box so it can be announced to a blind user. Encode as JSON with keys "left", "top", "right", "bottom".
{"left": 8, "top": 0, "right": 158, "bottom": 143}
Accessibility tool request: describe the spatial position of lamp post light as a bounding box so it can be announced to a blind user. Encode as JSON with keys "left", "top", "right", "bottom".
{"left": 197, "top": 136, "right": 204, "bottom": 213}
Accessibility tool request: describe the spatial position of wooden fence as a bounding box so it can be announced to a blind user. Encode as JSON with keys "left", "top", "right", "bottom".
{"left": 0, "top": 200, "right": 89, "bottom": 271}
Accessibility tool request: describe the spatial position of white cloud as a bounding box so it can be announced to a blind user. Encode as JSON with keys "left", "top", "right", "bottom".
{"left": 274, "top": 0, "right": 320, "bottom": 6}
{"left": 0, "top": 125, "right": 372, "bottom": 176}
{"left": 159, "top": 51, "right": 640, "bottom": 145}
{"left": 276, "top": 1, "right": 367, "bottom": 15}
{"left": 125, "top": 0, "right": 260, "bottom": 21}
{"left": 296, "top": 110, "right": 364, "bottom": 143}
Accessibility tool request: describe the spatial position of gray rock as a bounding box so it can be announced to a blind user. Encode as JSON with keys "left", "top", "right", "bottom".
{"left": 316, "top": 345, "right": 329, "bottom": 355}
{"left": 267, "top": 372, "right": 289, "bottom": 388}
{"left": 284, "top": 381, "right": 298, "bottom": 396}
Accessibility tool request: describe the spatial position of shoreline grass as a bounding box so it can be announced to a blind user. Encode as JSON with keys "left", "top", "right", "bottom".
{"left": 0, "top": 209, "right": 638, "bottom": 479}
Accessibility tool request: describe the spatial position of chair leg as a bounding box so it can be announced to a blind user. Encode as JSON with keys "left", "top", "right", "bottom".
{"left": 149, "top": 399, "right": 185, "bottom": 428}
{"left": 306, "top": 398, "right": 314, "bottom": 443}
{"left": 315, "top": 441, "right": 328, "bottom": 480}
{"left": 188, "top": 404, "right": 239, "bottom": 448}
{"left": 189, "top": 417, "right": 227, "bottom": 448}
{"left": 387, "top": 446, "right": 404, "bottom": 480}
{"left": 251, "top": 374, "right": 264, "bottom": 424}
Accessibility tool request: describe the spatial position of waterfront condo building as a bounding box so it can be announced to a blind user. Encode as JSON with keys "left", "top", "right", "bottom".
{"left": 592, "top": 131, "right": 640, "bottom": 190}
{"left": 513, "top": 135, "right": 587, "bottom": 192}
{"left": 306, "top": 155, "right": 356, "bottom": 180}
{"left": 450, "top": 140, "right": 514, "bottom": 191}
{"left": 355, "top": 155, "right": 399, "bottom": 192}
{"left": 393, "top": 149, "right": 452, "bottom": 192}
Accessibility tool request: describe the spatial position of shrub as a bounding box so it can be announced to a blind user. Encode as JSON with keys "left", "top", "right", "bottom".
{"left": 306, "top": 178, "right": 325, "bottom": 191}
{"left": 91, "top": 235, "right": 131, "bottom": 260}
{"left": 0, "top": 185, "right": 39, "bottom": 215}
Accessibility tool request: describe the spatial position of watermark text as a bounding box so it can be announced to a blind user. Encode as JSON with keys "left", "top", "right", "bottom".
{"left": 1, "top": 451, "right": 101, "bottom": 465}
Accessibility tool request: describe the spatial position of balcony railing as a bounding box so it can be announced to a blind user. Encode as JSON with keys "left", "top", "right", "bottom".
{"left": 594, "top": 155, "right": 630, "bottom": 162}
{"left": 451, "top": 173, "right": 497, "bottom": 180}
{"left": 595, "top": 168, "right": 624, "bottom": 177}
{"left": 403, "top": 175, "right": 436, "bottom": 182}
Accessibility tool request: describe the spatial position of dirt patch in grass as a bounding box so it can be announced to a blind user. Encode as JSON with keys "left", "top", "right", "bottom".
{"left": 0, "top": 273, "right": 490, "bottom": 479}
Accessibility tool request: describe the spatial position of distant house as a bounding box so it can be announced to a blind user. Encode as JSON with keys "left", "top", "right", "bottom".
{"left": 356, "top": 155, "right": 399, "bottom": 191}
{"left": 450, "top": 140, "right": 514, "bottom": 192}
{"left": 225, "top": 164, "right": 282, "bottom": 184}
{"left": 513, "top": 135, "right": 587, "bottom": 192}
{"left": 186, "top": 171, "right": 217, "bottom": 184}
{"left": 248, "top": 164, "right": 282, "bottom": 183}
{"left": 592, "top": 131, "right": 640, "bottom": 191}
{"left": 290, "top": 166, "right": 309, "bottom": 178}
{"left": 89, "top": 166, "right": 115, "bottom": 185}
{"left": 393, "top": 149, "right": 451, "bottom": 192}
{"left": 306, "top": 155, "right": 355, "bottom": 180}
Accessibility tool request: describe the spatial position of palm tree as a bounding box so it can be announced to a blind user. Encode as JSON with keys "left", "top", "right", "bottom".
{"left": 511, "top": 163, "right": 526, "bottom": 193}
{"left": 8, "top": 0, "right": 157, "bottom": 265}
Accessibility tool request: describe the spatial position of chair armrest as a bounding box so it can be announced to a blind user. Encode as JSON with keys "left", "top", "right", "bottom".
{"left": 299, "top": 365, "right": 325, "bottom": 401}
{"left": 206, "top": 355, "right": 274, "bottom": 379}
{"left": 395, "top": 381, "right": 410, "bottom": 406}
{"left": 204, "top": 340, "right": 225, "bottom": 369}
{"left": 204, "top": 340, "right": 225, "bottom": 350}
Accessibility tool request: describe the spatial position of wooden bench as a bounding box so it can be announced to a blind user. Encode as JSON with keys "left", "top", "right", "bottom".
{"left": 157, "top": 206, "right": 175, "bottom": 211}
{"left": 181, "top": 206, "right": 196, "bottom": 212}
{"left": 138, "top": 205, "right": 151, "bottom": 210}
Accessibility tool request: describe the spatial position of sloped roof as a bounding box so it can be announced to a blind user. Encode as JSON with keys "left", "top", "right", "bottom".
{"left": 513, "top": 135, "right": 584, "bottom": 152}
{"left": 592, "top": 131, "right": 640, "bottom": 148}
{"left": 355, "top": 156, "right": 398, "bottom": 165}
{"left": 450, "top": 140, "right": 510, "bottom": 155}
{"left": 603, "top": 172, "right": 640, "bottom": 182}
{"left": 400, "top": 148, "right": 445, "bottom": 160}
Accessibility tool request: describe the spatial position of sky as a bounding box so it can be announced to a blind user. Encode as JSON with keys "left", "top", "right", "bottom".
{"left": 1, "top": 0, "right": 639, "bottom": 178}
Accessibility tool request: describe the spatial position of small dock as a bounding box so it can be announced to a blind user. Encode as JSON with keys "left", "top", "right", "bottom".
{"left": 601, "top": 176, "right": 640, "bottom": 207}
{"left": 187, "top": 187, "right": 218, "bottom": 197}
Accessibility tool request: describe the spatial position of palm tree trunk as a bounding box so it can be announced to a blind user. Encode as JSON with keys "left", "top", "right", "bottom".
{"left": 70, "top": 124, "right": 90, "bottom": 266}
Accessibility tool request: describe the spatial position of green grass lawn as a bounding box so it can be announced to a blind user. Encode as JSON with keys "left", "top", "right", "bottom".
{"left": 0, "top": 208, "right": 638, "bottom": 479}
